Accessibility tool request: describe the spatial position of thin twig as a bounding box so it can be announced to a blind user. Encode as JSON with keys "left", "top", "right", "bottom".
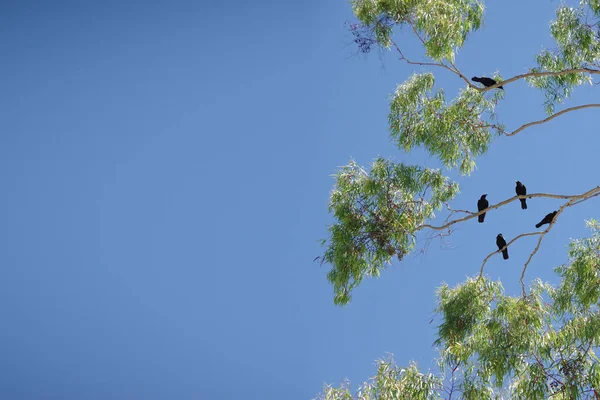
{"left": 520, "top": 227, "right": 552, "bottom": 297}
{"left": 447, "top": 360, "right": 460, "bottom": 400}
{"left": 389, "top": 38, "right": 472, "bottom": 85}
{"left": 445, "top": 204, "right": 476, "bottom": 216}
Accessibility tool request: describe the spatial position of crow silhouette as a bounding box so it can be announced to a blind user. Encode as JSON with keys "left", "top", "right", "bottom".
{"left": 477, "top": 194, "right": 489, "bottom": 223}
{"left": 536, "top": 211, "right": 558, "bottom": 228}
{"left": 496, "top": 234, "right": 509, "bottom": 260}
{"left": 471, "top": 76, "right": 504, "bottom": 90}
{"left": 516, "top": 181, "right": 527, "bottom": 209}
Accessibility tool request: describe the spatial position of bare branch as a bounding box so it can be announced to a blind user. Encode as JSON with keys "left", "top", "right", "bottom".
{"left": 571, "top": 191, "right": 600, "bottom": 206}
{"left": 447, "top": 360, "right": 460, "bottom": 400}
{"left": 478, "top": 232, "right": 543, "bottom": 277}
{"left": 505, "top": 104, "right": 600, "bottom": 136}
{"left": 520, "top": 228, "right": 551, "bottom": 297}
{"left": 445, "top": 203, "right": 476, "bottom": 216}
{"left": 389, "top": 38, "right": 475, "bottom": 88}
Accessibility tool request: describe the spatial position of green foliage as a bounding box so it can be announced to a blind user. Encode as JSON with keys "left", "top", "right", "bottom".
{"left": 318, "top": 224, "right": 600, "bottom": 398}
{"left": 552, "top": 220, "right": 600, "bottom": 314}
{"left": 527, "top": 3, "right": 600, "bottom": 113}
{"left": 317, "top": 358, "right": 443, "bottom": 400}
{"left": 321, "top": 158, "right": 459, "bottom": 305}
{"left": 351, "top": 0, "right": 484, "bottom": 60}
{"left": 389, "top": 73, "right": 501, "bottom": 174}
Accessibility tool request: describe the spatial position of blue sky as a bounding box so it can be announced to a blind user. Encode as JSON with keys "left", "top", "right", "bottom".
{"left": 1, "top": 1, "right": 598, "bottom": 399}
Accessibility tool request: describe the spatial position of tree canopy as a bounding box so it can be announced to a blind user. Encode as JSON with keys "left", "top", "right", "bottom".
{"left": 317, "top": 0, "right": 600, "bottom": 398}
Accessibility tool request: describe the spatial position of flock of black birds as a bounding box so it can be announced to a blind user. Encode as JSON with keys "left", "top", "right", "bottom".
{"left": 470, "top": 76, "right": 558, "bottom": 261}
{"left": 476, "top": 181, "right": 558, "bottom": 260}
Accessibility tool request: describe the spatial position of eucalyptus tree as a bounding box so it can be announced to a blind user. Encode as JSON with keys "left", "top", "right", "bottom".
{"left": 316, "top": 0, "right": 600, "bottom": 398}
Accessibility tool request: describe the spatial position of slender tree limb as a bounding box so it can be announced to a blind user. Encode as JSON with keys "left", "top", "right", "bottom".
{"left": 447, "top": 360, "right": 460, "bottom": 400}
{"left": 571, "top": 191, "right": 600, "bottom": 206}
{"left": 485, "top": 67, "right": 600, "bottom": 92}
{"left": 388, "top": 38, "right": 475, "bottom": 88}
{"left": 478, "top": 232, "right": 543, "bottom": 277}
{"left": 407, "top": 20, "right": 425, "bottom": 45}
{"left": 504, "top": 104, "right": 600, "bottom": 136}
{"left": 520, "top": 227, "right": 552, "bottom": 297}
{"left": 448, "top": 61, "right": 473, "bottom": 87}
{"left": 445, "top": 203, "right": 476, "bottom": 216}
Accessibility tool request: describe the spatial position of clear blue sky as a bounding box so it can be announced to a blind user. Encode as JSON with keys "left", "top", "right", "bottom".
{"left": 1, "top": 1, "right": 598, "bottom": 399}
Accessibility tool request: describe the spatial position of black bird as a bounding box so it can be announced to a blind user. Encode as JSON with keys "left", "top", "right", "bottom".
{"left": 477, "top": 194, "right": 489, "bottom": 223}
{"left": 515, "top": 181, "right": 527, "bottom": 210}
{"left": 496, "top": 234, "right": 509, "bottom": 260}
{"left": 536, "top": 211, "right": 558, "bottom": 229}
{"left": 471, "top": 76, "right": 504, "bottom": 90}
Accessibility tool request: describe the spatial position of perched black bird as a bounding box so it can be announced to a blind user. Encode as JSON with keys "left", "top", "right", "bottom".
{"left": 477, "top": 194, "right": 489, "bottom": 223}
{"left": 536, "top": 211, "right": 558, "bottom": 228}
{"left": 496, "top": 234, "right": 509, "bottom": 260}
{"left": 515, "top": 181, "right": 527, "bottom": 210}
{"left": 471, "top": 76, "right": 504, "bottom": 90}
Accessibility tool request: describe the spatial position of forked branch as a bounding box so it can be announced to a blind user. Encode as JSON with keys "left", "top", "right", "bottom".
{"left": 462, "top": 186, "right": 600, "bottom": 296}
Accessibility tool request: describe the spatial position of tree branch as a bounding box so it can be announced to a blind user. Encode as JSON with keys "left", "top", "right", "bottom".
{"left": 445, "top": 203, "right": 476, "bottom": 216}
{"left": 478, "top": 232, "right": 543, "bottom": 277}
{"left": 504, "top": 104, "right": 600, "bottom": 136}
{"left": 389, "top": 38, "right": 475, "bottom": 88}
{"left": 520, "top": 227, "right": 552, "bottom": 297}
{"left": 486, "top": 67, "right": 600, "bottom": 92}
{"left": 416, "top": 187, "right": 600, "bottom": 232}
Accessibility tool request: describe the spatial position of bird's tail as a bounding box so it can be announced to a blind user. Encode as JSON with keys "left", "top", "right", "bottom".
{"left": 535, "top": 222, "right": 543, "bottom": 228}
{"left": 520, "top": 199, "right": 527, "bottom": 209}
{"left": 478, "top": 214, "right": 485, "bottom": 223}
{"left": 502, "top": 249, "right": 509, "bottom": 260}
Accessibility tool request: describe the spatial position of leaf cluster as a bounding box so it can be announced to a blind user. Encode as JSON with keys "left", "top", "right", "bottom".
{"left": 527, "top": 3, "right": 600, "bottom": 113}
{"left": 389, "top": 73, "right": 502, "bottom": 174}
{"left": 321, "top": 158, "right": 458, "bottom": 305}
{"left": 351, "top": 0, "right": 484, "bottom": 60}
